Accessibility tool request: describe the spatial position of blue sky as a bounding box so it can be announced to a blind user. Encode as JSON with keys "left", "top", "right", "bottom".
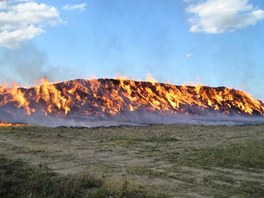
{"left": 0, "top": 0, "right": 264, "bottom": 99}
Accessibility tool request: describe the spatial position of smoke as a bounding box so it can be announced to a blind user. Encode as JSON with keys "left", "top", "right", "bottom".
{"left": 1, "top": 107, "right": 264, "bottom": 128}
{"left": 0, "top": 43, "right": 57, "bottom": 86}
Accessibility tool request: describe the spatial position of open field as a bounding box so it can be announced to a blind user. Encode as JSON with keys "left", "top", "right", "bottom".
{"left": 1, "top": 124, "right": 264, "bottom": 197}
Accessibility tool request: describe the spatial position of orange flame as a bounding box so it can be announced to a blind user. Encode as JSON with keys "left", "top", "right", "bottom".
{"left": 0, "top": 121, "right": 27, "bottom": 127}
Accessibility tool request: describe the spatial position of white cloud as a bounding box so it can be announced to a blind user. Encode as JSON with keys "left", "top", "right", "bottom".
{"left": 62, "top": 3, "right": 86, "bottom": 12}
{"left": 186, "top": 0, "right": 264, "bottom": 33}
{"left": 186, "top": 53, "right": 193, "bottom": 58}
{"left": 0, "top": 0, "right": 61, "bottom": 49}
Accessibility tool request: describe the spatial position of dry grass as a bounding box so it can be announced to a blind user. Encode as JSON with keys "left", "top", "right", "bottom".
{"left": 0, "top": 156, "right": 167, "bottom": 198}
{"left": 1, "top": 124, "right": 264, "bottom": 197}
{"left": 0, "top": 156, "right": 103, "bottom": 198}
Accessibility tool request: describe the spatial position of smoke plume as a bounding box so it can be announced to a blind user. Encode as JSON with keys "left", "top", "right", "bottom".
{"left": 0, "top": 43, "right": 57, "bottom": 86}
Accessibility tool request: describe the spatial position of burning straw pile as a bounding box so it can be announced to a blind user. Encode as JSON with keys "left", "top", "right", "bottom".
{"left": 0, "top": 78, "right": 263, "bottom": 126}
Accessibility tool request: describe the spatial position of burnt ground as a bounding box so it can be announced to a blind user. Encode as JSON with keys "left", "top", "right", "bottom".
{"left": 0, "top": 124, "right": 264, "bottom": 197}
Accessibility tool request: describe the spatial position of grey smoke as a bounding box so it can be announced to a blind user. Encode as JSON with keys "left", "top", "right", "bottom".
{"left": 0, "top": 43, "right": 57, "bottom": 86}
{"left": 1, "top": 106, "right": 264, "bottom": 127}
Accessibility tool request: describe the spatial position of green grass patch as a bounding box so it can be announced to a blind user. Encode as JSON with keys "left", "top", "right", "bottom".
{"left": 0, "top": 156, "right": 102, "bottom": 198}
{"left": 169, "top": 140, "right": 264, "bottom": 170}
{"left": 0, "top": 156, "right": 168, "bottom": 198}
{"left": 100, "top": 136, "right": 177, "bottom": 146}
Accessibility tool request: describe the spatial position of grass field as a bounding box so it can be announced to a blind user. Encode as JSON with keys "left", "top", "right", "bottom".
{"left": 1, "top": 124, "right": 264, "bottom": 197}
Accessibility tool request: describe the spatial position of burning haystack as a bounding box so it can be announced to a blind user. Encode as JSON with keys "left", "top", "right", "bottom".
{"left": 0, "top": 78, "right": 263, "bottom": 126}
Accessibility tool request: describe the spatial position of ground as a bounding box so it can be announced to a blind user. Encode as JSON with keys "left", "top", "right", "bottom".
{"left": 0, "top": 124, "right": 264, "bottom": 197}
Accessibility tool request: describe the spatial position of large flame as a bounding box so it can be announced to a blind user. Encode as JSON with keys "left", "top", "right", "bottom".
{"left": 0, "top": 78, "right": 263, "bottom": 120}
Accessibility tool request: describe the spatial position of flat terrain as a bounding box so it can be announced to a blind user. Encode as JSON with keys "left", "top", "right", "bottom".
{"left": 1, "top": 124, "right": 264, "bottom": 197}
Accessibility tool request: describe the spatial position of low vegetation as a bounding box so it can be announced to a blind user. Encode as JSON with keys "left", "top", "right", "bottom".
{"left": 169, "top": 140, "right": 264, "bottom": 169}
{"left": 0, "top": 156, "right": 167, "bottom": 198}
{"left": 0, "top": 156, "right": 101, "bottom": 198}
{"left": 1, "top": 124, "right": 264, "bottom": 197}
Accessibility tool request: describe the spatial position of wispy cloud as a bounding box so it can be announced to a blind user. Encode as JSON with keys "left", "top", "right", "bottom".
{"left": 62, "top": 3, "right": 86, "bottom": 12}
{"left": 0, "top": 0, "right": 61, "bottom": 49}
{"left": 186, "top": 53, "right": 193, "bottom": 58}
{"left": 186, "top": 0, "right": 264, "bottom": 33}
